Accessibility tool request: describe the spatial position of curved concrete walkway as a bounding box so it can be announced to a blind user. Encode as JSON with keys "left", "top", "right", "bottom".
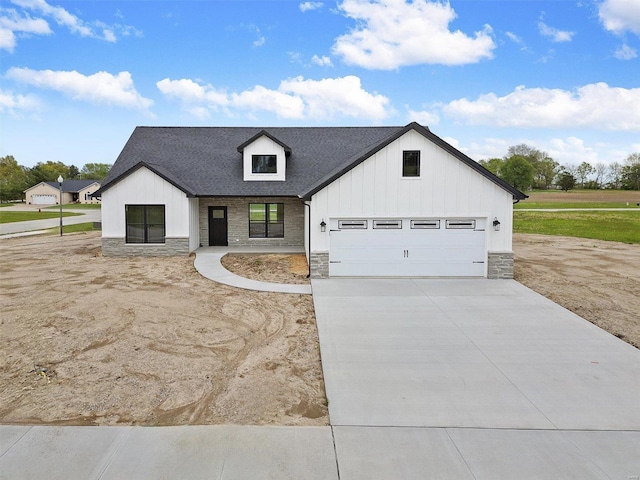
{"left": 194, "top": 247, "right": 312, "bottom": 295}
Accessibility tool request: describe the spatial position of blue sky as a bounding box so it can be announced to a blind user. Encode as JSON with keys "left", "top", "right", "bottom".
{"left": 1, "top": 0, "right": 639, "bottom": 168}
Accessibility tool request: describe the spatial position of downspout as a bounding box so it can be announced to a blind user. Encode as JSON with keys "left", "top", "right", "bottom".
{"left": 303, "top": 200, "right": 311, "bottom": 278}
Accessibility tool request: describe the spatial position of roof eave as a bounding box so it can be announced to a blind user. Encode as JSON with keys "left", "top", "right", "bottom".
{"left": 93, "top": 162, "right": 196, "bottom": 198}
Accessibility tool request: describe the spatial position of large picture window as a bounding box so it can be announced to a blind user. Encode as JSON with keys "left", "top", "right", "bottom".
{"left": 126, "top": 205, "right": 165, "bottom": 243}
{"left": 249, "top": 203, "right": 284, "bottom": 238}
{"left": 252, "top": 155, "right": 277, "bottom": 174}
{"left": 403, "top": 150, "right": 421, "bottom": 177}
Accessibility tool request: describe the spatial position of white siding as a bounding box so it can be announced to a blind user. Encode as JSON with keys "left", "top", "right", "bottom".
{"left": 102, "top": 167, "right": 190, "bottom": 239}
{"left": 243, "top": 135, "right": 287, "bottom": 181}
{"left": 310, "top": 129, "right": 514, "bottom": 254}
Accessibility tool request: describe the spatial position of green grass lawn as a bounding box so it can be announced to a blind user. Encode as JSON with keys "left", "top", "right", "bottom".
{"left": 514, "top": 210, "right": 640, "bottom": 244}
{"left": 0, "top": 203, "right": 15, "bottom": 208}
{"left": 44, "top": 203, "right": 101, "bottom": 210}
{"left": 0, "top": 211, "right": 82, "bottom": 224}
{"left": 515, "top": 201, "right": 640, "bottom": 209}
{"left": 46, "top": 222, "right": 98, "bottom": 234}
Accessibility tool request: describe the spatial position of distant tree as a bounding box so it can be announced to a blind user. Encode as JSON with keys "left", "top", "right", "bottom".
{"left": 501, "top": 155, "right": 534, "bottom": 191}
{"left": 536, "top": 157, "right": 559, "bottom": 190}
{"left": 556, "top": 170, "right": 577, "bottom": 192}
{"left": 575, "top": 162, "right": 594, "bottom": 188}
{"left": 621, "top": 153, "right": 640, "bottom": 190}
{"left": 68, "top": 165, "right": 80, "bottom": 179}
{"left": 0, "top": 155, "right": 30, "bottom": 202}
{"left": 479, "top": 158, "right": 504, "bottom": 176}
{"left": 80, "top": 163, "right": 112, "bottom": 181}
{"left": 29, "top": 161, "right": 70, "bottom": 183}
{"left": 507, "top": 144, "right": 557, "bottom": 189}
{"left": 608, "top": 162, "right": 623, "bottom": 189}
{"left": 591, "top": 162, "right": 607, "bottom": 189}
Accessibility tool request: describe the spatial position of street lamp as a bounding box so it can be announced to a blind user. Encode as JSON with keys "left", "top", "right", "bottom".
{"left": 58, "top": 175, "right": 63, "bottom": 236}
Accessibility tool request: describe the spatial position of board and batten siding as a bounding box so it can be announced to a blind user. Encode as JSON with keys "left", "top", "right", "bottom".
{"left": 242, "top": 135, "right": 287, "bottom": 181}
{"left": 309, "top": 129, "right": 514, "bottom": 253}
{"left": 101, "top": 166, "right": 191, "bottom": 244}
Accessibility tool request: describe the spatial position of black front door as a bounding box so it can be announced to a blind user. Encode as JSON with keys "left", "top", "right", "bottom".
{"left": 208, "top": 206, "right": 228, "bottom": 246}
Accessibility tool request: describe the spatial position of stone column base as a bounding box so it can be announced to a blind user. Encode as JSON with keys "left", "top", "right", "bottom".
{"left": 310, "top": 252, "right": 329, "bottom": 278}
{"left": 487, "top": 251, "right": 514, "bottom": 279}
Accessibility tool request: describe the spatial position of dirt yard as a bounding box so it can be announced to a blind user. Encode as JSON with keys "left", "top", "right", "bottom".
{"left": 514, "top": 234, "right": 640, "bottom": 349}
{"left": 1, "top": 231, "right": 638, "bottom": 427}
{"left": 0, "top": 232, "right": 326, "bottom": 426}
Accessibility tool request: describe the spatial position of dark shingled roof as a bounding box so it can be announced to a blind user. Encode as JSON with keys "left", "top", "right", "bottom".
{"left": 98, "top": 123, "right": 527, "bottom": 201}
{"left": 45, "top": 179, "right": 100, "bottom": 193}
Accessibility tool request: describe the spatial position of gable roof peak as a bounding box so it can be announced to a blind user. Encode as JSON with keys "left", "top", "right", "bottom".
{"left": 236, "top": 129, "right": 292, "bottom": 155}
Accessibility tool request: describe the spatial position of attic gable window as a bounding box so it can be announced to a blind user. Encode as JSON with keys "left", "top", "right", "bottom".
{"left": 403, "top": 150, "right": 420, "bottom": 177}
{"left": 252, "top": 155, "right": 277, "bottom": 174}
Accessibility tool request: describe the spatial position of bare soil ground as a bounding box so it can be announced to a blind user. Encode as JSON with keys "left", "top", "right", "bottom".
{"left": 0, "top": 232, "right": 327, "bottom": 426}
{"left": 514, "top": 234, "right": 640, "bottom": 349}
{"left": 1, "top": 231, "right": 638, "bottom": 427}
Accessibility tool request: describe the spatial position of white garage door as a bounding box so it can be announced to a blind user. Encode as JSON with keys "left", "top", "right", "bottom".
{"left": 329, "top": 218, "right": 486, "bottom": 277}
{"left": 32, "top": 194, "right": 57, "bottom": 205}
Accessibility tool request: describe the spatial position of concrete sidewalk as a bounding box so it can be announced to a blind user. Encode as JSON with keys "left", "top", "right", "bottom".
{"left": 194, "top": 246, "right": 312, "bottom": 294}
{"left": 0, "top": 425, "right": 338, "bottom": 480}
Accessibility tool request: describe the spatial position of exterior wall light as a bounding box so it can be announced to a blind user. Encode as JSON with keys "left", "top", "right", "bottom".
{"left": 493, "top": 217, "right": 501, "bottom": 232}
{"left": 320, "top": 219, "right": 326, "bottom": 232}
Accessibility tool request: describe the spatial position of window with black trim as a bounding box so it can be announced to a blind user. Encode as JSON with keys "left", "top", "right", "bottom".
{"left": 252, "top": 155, "right": 277, "bottom": 174}
{"left": 126, "top": 205, "right": 165, "bottom": 243}
{"left": 249, "top": 203, "right": 284, "bottom": 238}
{"left": 403, "top": 150, "right": 420, "bottom": 177}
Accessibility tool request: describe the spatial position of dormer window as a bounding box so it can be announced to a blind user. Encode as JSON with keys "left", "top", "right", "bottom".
{"left": 252, "top": 155, "right": 277, "bottom": 174}
{"left": 238, "top": 130, "right": 291, "bottom": 182}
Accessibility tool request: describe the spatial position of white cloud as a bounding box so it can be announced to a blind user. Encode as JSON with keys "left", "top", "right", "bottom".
{"left": 505, "top": 32, "right": 522, "bottom": 44}
{"left": 8, "top": 0, "right": 141, "bottom": 45}
{"left": 6, "top": 67, "right": 153, "bottom": 112}
{"left": 332, "top": 0, "right": 495, "bottom": 69}
{"left": 406, "top": 108, "right": 439, "bottom": 126}
{"left": 311, "top": 54, "right": 333, "bottom": 66}
{"left": 538, "top": 20, "right": 575, "bottom": 42}
{"left": 157, "top": 75, "right": 392, "bottom": 121}
{"left": 0, "top": 88, "right": 40, "bottom": 114}
{"left": 599, "top": 0, "right": 640, "bottom": 35}
{"left": 442, "top": 83, "right": 640, "bottom": 131}
{"left": 300, "top": 2, "right": 324, "bottom": 12}
{"left": 614, "top": 43, "right": 637, "bottom": 60}
{"left": 547, "top": 136, "right": 599, "bottom": 165}
{"left": 0, "top": 7, "right": 51, "bottom": 51}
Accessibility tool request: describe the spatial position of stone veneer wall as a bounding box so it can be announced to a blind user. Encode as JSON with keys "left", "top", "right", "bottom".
{"left": 102, "top": 237, "right": 190, "bottom": 256}
{"left": 487, "top": 251, "right": 514, "bottom": 279}
{"left": 198, "top": 197, "right": 305, "bottom": 247}
{"left": 309, "top": 252, "right": 329, "bottom": 279}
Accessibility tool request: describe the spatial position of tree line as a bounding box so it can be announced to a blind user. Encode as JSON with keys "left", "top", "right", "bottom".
{"left": 0, "top": 156, "right": 112, "bottom": 202}
{"left": 479, "top": 146, "right": 640, "bottom": 192}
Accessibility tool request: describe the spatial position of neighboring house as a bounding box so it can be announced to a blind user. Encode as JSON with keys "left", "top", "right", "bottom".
{"left": 25, "top": 180, "right": 101, "bottom": 205}
{"left": 95, "top": 122, "right": 527, "bottom": 279}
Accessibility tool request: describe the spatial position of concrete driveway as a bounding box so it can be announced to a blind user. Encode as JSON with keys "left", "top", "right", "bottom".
{"left": 312, "top": 278, "right": 640, "bottom": 479}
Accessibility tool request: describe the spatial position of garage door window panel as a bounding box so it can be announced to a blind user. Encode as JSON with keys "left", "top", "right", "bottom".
{"left": 126, "top": 205, "right": 165, "bottom": 244}
{"left": 249, "top": 203, "right": 284, "bottom": 238}
{"left": 403, "top": 151, "right": 420, "bottom": 177}
{"left": 373, "top": 220, "right": 402, "bottom": 229}
{"left": 411, "top": 220, "right": 440, "bottom": 229}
